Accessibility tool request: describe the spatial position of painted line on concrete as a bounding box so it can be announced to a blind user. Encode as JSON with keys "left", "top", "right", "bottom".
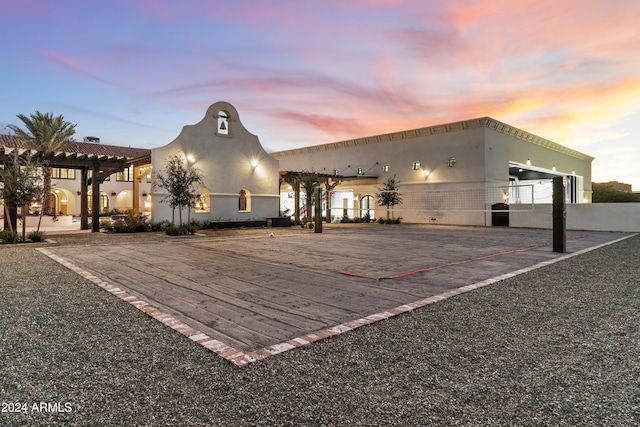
{"left": 37, "top": 233, "right": 636, "bottom": 368}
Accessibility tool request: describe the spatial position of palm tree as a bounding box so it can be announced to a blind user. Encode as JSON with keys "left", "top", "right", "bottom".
{"left": 8, "top": 111, "right": 77, "bottom": 215}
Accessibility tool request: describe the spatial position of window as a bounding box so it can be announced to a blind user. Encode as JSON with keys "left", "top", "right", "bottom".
{"left": 360, "top": 195, "right": 374, "bottom": 219}
{"left": 239, "top": 188, "right": 251, "bottom": 212}
{"left": 194, "top": 187, "right": 210, "bottom": 213}
{"left": 52, "top": 168, "right": 76, "bottom": 179}
{"left": 87, "top": 191, "right": 110, "bottom": 214}
{"left": 116, "top": 165, "right": 133, "bottom": 182}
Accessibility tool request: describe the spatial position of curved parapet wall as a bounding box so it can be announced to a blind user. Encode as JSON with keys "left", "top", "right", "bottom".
{"left": 151, "top": 101, "right": 280, "bottom": 223}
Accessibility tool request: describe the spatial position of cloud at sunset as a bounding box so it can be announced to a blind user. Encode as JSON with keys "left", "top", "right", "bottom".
{"left": 1, "top": 0, "right": 639, "bottom": 187}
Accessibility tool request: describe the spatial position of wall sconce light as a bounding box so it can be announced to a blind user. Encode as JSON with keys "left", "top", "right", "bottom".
{"left": 572, "top": 170, "right": 576, "bottom": 175}
{"left": 382, "top": 164, "right": 389, "bottom": 172}
{"left": 412, "top": 161, "right": 421, "bottom": 170}
{"left": 356, "top": 167, "right": 363, "bottom": 175}
{"left": 526, "top": 159, "right": 531, "bottom": 166}
{"left": 186, "top": 154, "right": 195, "bottom": 163}
{"left": 250, "top": 159, "right": 259, "bottom": 169}
{"left": 423, "top": 169, "right": 430, "bottom": 178}
{"left": 552, "top": 165, "right": 556, "bottom": 171}
{"left": 447, "top": 158, "right": 456, "bottom": 167}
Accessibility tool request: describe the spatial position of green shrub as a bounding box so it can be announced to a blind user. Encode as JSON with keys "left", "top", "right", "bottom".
{"left": 0, "top": 230, "right": 20, "bottom": 244}
{"left": 27, "top": 231, "right": 46, "bottom": 242}
{"left": 165, "top": 224, "right": 198, "bottom": 236}
{"left": 165, "top": 225, "right": 181, "bottom": 236}
{"left": 185, "top": 224, "right": 199, "bottom": 235}
{"left": 377, "top": 217, "right": 385, "bottom": 224}
{"left": 148, "top": 220, "right": 169, "bottom": 232}
{"left": 103, "top": 210, "right": 151, "bottom": 233}
{"left": 385, "top": 219, "right": 393, "bottom": 224}
{"left": 393, "top": 218, "right": 402, "bottom": 224}
{"left": 100, "top": 219, "right": 114, "bottom": 232}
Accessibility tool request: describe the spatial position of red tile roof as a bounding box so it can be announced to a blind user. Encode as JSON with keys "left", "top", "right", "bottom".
{"left": 0, "top": 134, "right": 150, "bottom": 160}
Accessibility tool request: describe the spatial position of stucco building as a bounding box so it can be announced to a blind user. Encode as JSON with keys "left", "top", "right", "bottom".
{"left": 151, "top": 101, "right": 280, "bottom": 224}
{"left": 2, "top": 107, "right": 596, "bottom": 230}
{"left": 272, "top": 117, "right": 593, "bottom": 226}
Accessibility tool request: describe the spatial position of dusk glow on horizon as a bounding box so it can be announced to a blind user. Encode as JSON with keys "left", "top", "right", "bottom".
{"left": 2, "top": 0, "right": 639, "bottom": 189}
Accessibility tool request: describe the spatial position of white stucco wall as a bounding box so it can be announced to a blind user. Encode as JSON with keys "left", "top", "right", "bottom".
{"left": 273, "top": 117, "right": 594, "bottom": 224}
{"left": 151, "top": 101, "right": 280, "bottom": 223}
{"left": 510, "top": 203, "right": 640, "bottom": 232}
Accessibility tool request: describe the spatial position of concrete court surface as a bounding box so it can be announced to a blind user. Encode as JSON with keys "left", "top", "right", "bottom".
{"left": 43, "top": 225, "right": 632, "bottom": 364}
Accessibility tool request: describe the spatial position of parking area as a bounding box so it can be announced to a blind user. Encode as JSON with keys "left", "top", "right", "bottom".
{"left": 41, "top": 224, "right": 632, "bottom": 365}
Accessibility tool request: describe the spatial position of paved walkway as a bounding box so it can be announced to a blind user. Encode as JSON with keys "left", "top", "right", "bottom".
{"left": 41, "top": 225, "right": 633, "bottom": 366}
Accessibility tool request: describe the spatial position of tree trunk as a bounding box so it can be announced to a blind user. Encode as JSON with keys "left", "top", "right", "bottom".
{"left": 22, "top": 204, "right": 27, "bottom": 242}
{"left": 37, "top": 189, "right": 46, "bottom": 232}
{"left": 42, "top": 166, "right": 53, "bottom": 215}
{"left": 4, "top": 203, "right": 14, "bottom": 232}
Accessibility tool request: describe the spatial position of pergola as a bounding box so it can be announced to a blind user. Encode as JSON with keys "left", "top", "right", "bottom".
{"left": 279, "top": 171, "right": 344, "bottom": 223}
{"left": 0, "top": 135, "right": 151, "bottom": 232}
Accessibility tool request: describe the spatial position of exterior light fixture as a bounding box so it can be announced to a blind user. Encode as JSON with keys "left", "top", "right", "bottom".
{"left": 356, "top": 167, "right": 363, "bottom": 175}
{"left": 526, "top": 159, "right": 531, "bottom": 166}
{"left": 186, "top": 154, "right": 195, "bottom": 163}
{"left": 382, "top": 164, "right": 389, "bottom": 172}
{"left": 412, "top": 161, "right": 421, "bottom": 170}
{"left": 423, "top": 169, "right": 430, "bottom": 178}
{"left": 251, "top": 159, "right": 259, "bottom": 168}
{"left": 552, "top": 165, "right": 556, "bottom": 171}
{"left": 447, "top": 158, "right": 456, "bottom": 167}
{"left": 572, "top": 170, "right": 576, "bottom": 175}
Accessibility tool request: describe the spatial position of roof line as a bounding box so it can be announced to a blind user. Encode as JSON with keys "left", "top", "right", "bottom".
{"left": 270, "top": 117, "right": 594, "bottom": 162}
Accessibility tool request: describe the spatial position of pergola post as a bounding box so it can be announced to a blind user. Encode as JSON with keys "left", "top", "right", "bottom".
{"left": 293, "top": 178, "right": 300, "bottom": 223}
{"left": 91, "top": 161, "right": 101, "bottom": 232}
{"left": 80, "top": 168, "right": 89, "bottom": 230}
{"left": 314, "top": 187, "right": 322, "bottom": 233}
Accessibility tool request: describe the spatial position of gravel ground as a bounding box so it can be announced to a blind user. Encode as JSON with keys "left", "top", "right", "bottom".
{"left": 1, "top": 231, "right": 639, "bottom": 426}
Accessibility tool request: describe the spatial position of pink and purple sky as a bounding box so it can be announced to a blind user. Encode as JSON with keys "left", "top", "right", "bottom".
{"left": 2, "top": 0, "right": 639, "bottom": 189}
